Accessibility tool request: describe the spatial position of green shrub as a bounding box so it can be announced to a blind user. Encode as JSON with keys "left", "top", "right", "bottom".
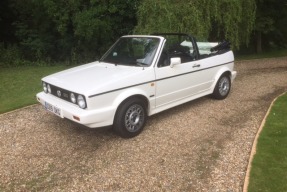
{"left": 0, "top": 43, "right": 28, "bottom": 67}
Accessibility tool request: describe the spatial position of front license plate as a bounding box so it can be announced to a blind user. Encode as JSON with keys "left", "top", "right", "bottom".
{"left": 45, "top": 102, "right": 62, "bottom": 117}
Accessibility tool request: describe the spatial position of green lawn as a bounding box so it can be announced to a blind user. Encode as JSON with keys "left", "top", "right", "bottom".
{"left": 0, "top": 65, "right": 70, "bottom": 114}
{"left": 248, "top": 93, "right": 287, "bottom": 192}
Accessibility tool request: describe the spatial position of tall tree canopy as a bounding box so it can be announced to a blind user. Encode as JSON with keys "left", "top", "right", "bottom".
{"left": 135, "top": 0, "right": 256, "bottom": 49}
{"left": 1, "top": 0, "right": 287, "bottom": 66}
{"left": 2, "top": 0, "right": 139, "bottom": 64}
{"left": 255, "top": 0, "right": 287, "bottom": 53}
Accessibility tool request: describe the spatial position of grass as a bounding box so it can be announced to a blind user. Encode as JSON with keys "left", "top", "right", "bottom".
{"left": 248, "top": 93, "right": 287, "bottom": 192}
{"left": 235, "top": 49, "right": 287, "bottom": 61}
{"left": 0, "top": 65, "right": 70, "bottom": 114}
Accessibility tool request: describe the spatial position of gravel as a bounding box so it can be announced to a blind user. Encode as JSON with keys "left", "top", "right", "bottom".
{"left": 0, "top": 57, "right": 287, "bottom": 191}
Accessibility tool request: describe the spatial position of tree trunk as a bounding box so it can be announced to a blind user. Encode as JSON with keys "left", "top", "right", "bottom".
{"left": 256, "top": 31, "right": 262, "bottom": 54}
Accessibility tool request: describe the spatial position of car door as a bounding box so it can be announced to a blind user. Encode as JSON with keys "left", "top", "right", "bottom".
{"left": 154, "top": 36, "right": 212, "bottom": 110}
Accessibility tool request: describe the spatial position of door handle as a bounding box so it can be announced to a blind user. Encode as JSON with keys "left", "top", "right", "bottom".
{"left": 193, "top": 64, "right": 201, "bottom": 68}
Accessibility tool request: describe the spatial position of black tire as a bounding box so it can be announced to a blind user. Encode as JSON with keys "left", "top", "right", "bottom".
{"left": 113, "top": 98, "right": 147, "bottom": 138}
{"left": 212, "top": 74, "right": 231, "bottom": 100}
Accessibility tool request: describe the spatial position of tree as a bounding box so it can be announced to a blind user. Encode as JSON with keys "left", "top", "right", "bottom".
{"left": 5, "top": 0, "right": 139, "bottom": 64}
{"left": 48, "top": 0, "right": 140, "bottom": 62}
{"left": 0, "top": 0, "right": 17, "bottom": 47}
{"left": 254, "top": 0, "right": 287, "bottom": 53}
{"left": 12, "top": 0, "right": 59, "bottom": 61}
{"left": 72, "top": 0, "right": 140, "bottom": 61}
{"left": 134, "top": 0, "right": 256, "bottom": 49}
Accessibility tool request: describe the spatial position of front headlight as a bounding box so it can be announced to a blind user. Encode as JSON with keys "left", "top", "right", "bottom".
{"left": 70, "top": 93, "right": 76, "bottom": 103}
{"left": 43, "top": 82, "right": 48, "bottom": 93}
{"left": 47, "top": 84, "right": 52, "bottom": 93}
{"left": 77, "top": 95, "right": 86, "bottom": 109}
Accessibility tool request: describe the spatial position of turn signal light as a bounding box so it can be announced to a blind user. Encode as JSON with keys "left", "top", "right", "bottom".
{"left": 73, "top": 116, "right": 80, "bottom": 121}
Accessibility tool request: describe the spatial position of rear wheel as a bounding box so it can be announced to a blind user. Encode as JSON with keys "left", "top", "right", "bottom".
{"left": 113, "top": 98, "right": 147, "bottom": 138}
{"left": 212, "top": 74, "right": 231, "bottom": 100}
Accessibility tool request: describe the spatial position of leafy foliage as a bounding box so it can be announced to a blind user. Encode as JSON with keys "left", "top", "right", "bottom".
{"left": 135, "top": 0, "right": 256, "bottom": 49}
{"left": 0, "top": 0, "right": 286, "bottom": 66}
{"left": 2, "top": 0, "right": 139, "bottom": 66}
{"left": 255, "top": 0, "right": 287, "bottom": 52}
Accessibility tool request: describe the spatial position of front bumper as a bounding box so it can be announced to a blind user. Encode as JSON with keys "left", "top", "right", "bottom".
{"left": 36, "top": 92, "right": 116, "bottom": 128}
{"left": 231, "top": 71, "right": 237, "bottom": 82}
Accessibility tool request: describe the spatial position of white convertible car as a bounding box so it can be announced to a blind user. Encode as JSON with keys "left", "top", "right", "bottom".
{"left": 37, "top": 33, "right": 237, "bottom": 138}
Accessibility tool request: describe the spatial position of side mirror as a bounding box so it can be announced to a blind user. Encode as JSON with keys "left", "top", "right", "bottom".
{"left": 170, "top": 57, "right": 181, "bottom": 68}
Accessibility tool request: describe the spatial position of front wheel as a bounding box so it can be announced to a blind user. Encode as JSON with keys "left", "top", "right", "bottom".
{"left": 113, "top": 98, "right": 147, "bottom": 138}
{"left": 212, "top": 74, "right": 231, "bottom": 100}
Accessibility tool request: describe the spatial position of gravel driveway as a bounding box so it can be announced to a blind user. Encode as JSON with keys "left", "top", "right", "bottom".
{"left": 1, "top": 57, "right": 287, "bottom": 191}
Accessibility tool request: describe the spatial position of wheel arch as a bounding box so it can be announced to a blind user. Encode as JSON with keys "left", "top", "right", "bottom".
{"left": 113, "top": 91, "right": 150, "bottom": 118}
{"left": 118, "top": 95, "right": 149, "bottom": 109}
{"left": 211, "top": 68, "right": 232, "bottom": 91}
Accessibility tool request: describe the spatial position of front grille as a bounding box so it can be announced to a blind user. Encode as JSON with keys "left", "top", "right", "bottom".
{"left": 43, "top": 81, "right": 87, "bottom": 109}
{"left": 50, "top": 85, "right": 71, "bottom": 102}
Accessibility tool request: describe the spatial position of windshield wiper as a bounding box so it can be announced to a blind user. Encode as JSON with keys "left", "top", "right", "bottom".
{"left": 99, "top": 59, "right": 120, "bottom": 66}
{"left": 136, "top": 62, "right": 148, "bottom": 67}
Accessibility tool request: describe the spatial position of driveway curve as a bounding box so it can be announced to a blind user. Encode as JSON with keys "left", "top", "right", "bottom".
{"left": 1, "top": 57, "right": 287, "bottom": 191}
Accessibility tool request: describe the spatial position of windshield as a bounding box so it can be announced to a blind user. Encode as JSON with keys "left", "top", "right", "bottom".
{"left": 100, "top": 37, "right": 160, "bottom": 67}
